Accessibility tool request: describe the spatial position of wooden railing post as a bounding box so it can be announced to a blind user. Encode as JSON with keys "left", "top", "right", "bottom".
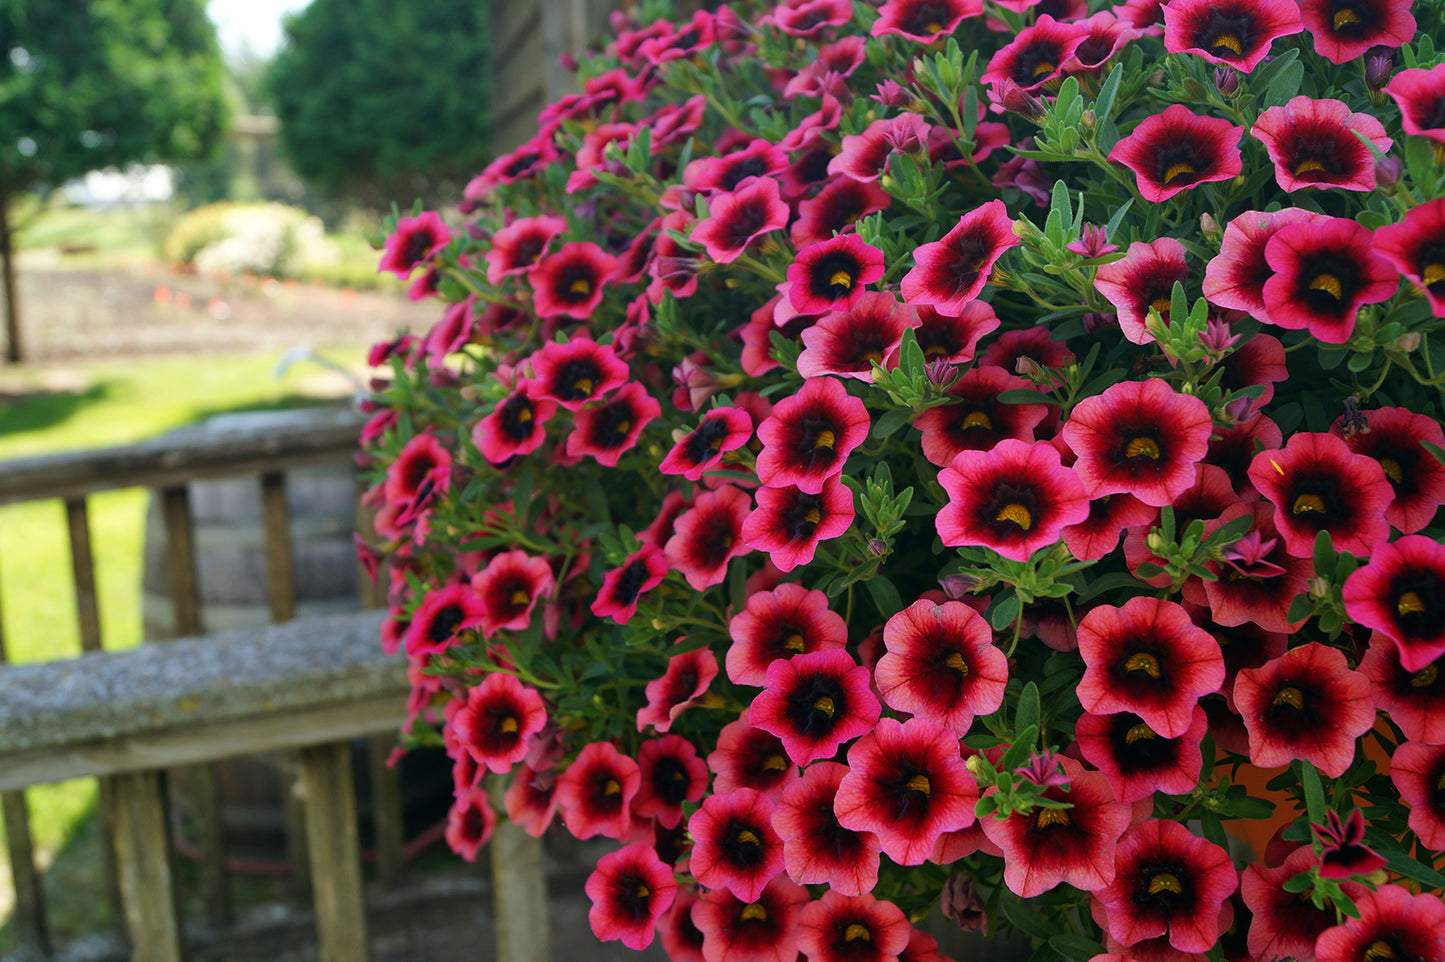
{"left": 298, "top": 742, "right": 370, "bottom": 962}
{"left": 356, "top": 487, "right": 404, "bottom": 887}
{"left": 160, "top": 484, "right": 230, "bottom": 928}
{"left": 111, "top": 771, "right": 184, "bottom": 962}
{"left": 488, "top": 776, "right": 549, "bottom": 962}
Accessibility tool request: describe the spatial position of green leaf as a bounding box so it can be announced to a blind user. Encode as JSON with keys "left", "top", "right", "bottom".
{"left": 1049, "top": 934, "right": 1106, "bottom": 962}
{"left": 512, "top": 467, "right": 535, "bottom": 526}
{"left": 1016, "top": 681, "right": 1041, "bottom": 736}
{"left": 1281, "top": 871, "right": 1314, "bottom": 893}
{"left": 996, "top": 388, "right": 1052, "bottom": 405}
{"left": 863, "top": 573, "right": 904, "bottom": 618}
{"left": 1313, "top": 530, "right": 1336, "bottom": 577}
{"left": 1300, "top": 760, "right": 1327, "bottom": 824}
{"left": 1382, "top": 848, "right": 1445, "bottom": 889}
{"left": 1421, "top": 439, "right": 1445, "bottom": 469}
{"left": 1078, "top": 571, "right": 1146, "bottom": 602}
{"left": 1226, "top": 795, "right": 1277, "bottom": 820}
{"left": 873, "top": 406, "right": 914, "bottom": 440}
{"left": 999, "top": 725, "right": 1038, "bottom": 772}
{"left": 899, "top": 326, "right": 926, "bottom": 378}
{"left": 1001, "top": 897, "right": 1055, "bottom": 940}
{"left": 1093, "top": 62, "right": 1123, "bottom": 123}
{"left": 1200, "top": 810, "right": 1229, "bottom": 849}
{"left": 989, "top": 591, "right": 1022, "bottom": 631}
{"left": 1286, "top": 593, "right": 1315, "bottom": 623}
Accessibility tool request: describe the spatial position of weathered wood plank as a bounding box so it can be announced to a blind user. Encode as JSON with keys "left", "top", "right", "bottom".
{"left": 1, "top": 790, "right": 51, "bottom": 958}
{"left": 367, "top": 735, "right": 405, "bottom": 887}
{"left": 0, "top": 408, "right": 365, "bottom": 507}
{"left": 111, "top": 771, "right": 184, "bottom": 962}
{"left": 494, "top": 0, "right": 540, "bottom": 56}
{"left": 65, "top": 497, "right": 103, "bottom": 652}
{"left": 298, "top": 742, "right": 370, "bottom": 962}
{"left": 488, "top": 776, "right": 549, "bottom": 962}
{"left": 160, "top": 485, "right": 203, "bottom": 638}
{"left": 260, "top": 471, "right": 297, "bottom": 624}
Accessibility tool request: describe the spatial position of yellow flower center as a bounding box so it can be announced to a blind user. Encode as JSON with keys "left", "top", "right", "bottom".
{"left": 1032, "top": 60, "right": 1056, "bottom": 78}
{"left": 804, "top": 506, "right": 822, "bottom": 525}
{"left": 735, "top": 828, "right": 760, "bottom": 846}
{"left": 1364, "top": 940, "right": 1396, "bottom": 962}
{"left": 814, "top": 429, "right": 836, "bottom": 450}
{"left": 1273, "top": 686, "right": 1305, "bottom": 710}
{"left": 906, "top": 774, "right": 932, "bottom": 797}
{"left": 510, "top": 589, "right": 531, "bottom": 607}
{"left": 1380, "top": 457, "right": 1403, "bottom": 484}
{"left": 1125, "top": 651, "right": 1162, "bottom": 679}
{"left": 1309, "top": 273, "right": 1344, "bottom": 300}
{"left": 994, "top": 503, "right": 1033, "bottom": 531}
{"left": 1148, "top": 873, "right": 1183, "bottom": 895}
{"left": 762, "top": 754, "right": 789, "bottom": 772}
{"left": 1036, "top": 807, "right": 1071, "bottom": 828}
{"left": 1410, "top": 663, "right": 1438, "bottom": 688}
{"left": 1293, "top": 158, "right": 1327, "bottom": 176}
{"left": 604, "top": 779, "right": 621, "bottom": 795}
{"left": 1213, "top": 33, "right": 1244, "bottom": 54}
{"left": 945, "top": 650, "right": 969, "bottom": 675}
{"left": 844, "top": 924, "right": 872, "bottom": 943}
{"left": 813, "top": 696, "right": 836, "bottom": 718}
{"left": 1333, "top": 7, "right": 1362, "bottom": 28}
{"left": 1423, "top": 263, "right": 1445, "bottom": 286}
{"left": 925, "top": 20, "right": 944, "bottom": 33}
{"left": 573, "top": 377, "right": 594, "bottom": 396}
{"left": 1163, "top": 161, "right": 1197, "bottom": 184}
{"left": 783, "top": 633, "right": 806, "bottom": 653}
{"left": 962, "top": 410, "right": 993, "bottom": 430}
{"left": 517, "top": 406, "right": 532, "bottom": 423}
{"left": 1151, "top": 295, "right": 1174, "bottom": 314}
{"left": 1126, "top": 437, "right": 1162, "bottom": 460}
{"left": 500, "top": 716, "right": 519, "bottom": 734}
{"left": 1399, "top": 591, "right": 1427, "bottom": 617}
{"left": 740, "top": 903, "right": 769, "bottom": 922}
{"left": 1292, "top": 493, "right": 1327, "bottom": 515}
{"left": 570, "top": 278, "right": 592, "bottom": 296}
{"left": 635, "top": 883, "right": 650, "bottom": 898}
{"left": 1125, "top": 722, "right": 1157, "bottom": 744}
{"left": 829, "top": 270, "right": 854, "bottom": 290}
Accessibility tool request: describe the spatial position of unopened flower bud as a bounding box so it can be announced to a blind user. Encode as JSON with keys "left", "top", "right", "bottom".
{"left": 1392, "top": 331, "right": 1423, "bottom": 353}
{"left": 867, "top": 538, "right": 888, "bottom": 557}
{"left": 1146, "top": 531, "right": 1169, "bottom": 555}
{"left": 1365, "top": 51, "right": 1394, "bottom": 97}
{"left": 1307, "top": 577, "right": 1331, "bottom": 601}
{"left": 964, "top": 754, "right": 987, "bottom": 776}
{"left": 872, "top": 79, "right": 913, "bottom": 108}
{"left": 1200, "top": 212, "right": 1222, "bottom": 246}
{"left": 998, "top": 79, "right": 1047, "bottom": 122}
{"left": 942, "top": 875, "right": 988, "bottom": 933}
{"left": 1214, "top": 66, "right": 1240, "bottom": 97}
{"left": 1376, "top": 154, "right": 1403, "bottom": 189}
{"left": 1080, "top": 109, "right": 1097, "bottom": 139}
{"left": 941, "top": 573, "right": 980, "bottom": 599}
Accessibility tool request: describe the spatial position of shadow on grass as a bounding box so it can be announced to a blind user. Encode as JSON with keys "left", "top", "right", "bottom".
{"left": 188, "top": 394, "right": 353, "bottom": 425}
{"left": 0, "top": 382, "right": 114, "bottom": 439}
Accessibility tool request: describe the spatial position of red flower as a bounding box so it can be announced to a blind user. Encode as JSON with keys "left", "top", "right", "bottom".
{"left": 591, "top": 544, "right": 670, "bottom": 625}
{"left": 1107, "top": 104, "right": 1244, "bottom": 204}
{"left": 485, "top": 214, "right": 566, "bottom": 285}
{"left": 378, "top": 210, "right": 450, "bottom": 277}
{"left": 1374, "top": 197, "right": 1445, "bottom": 318}
{"left": 981, "top": 16, "right": 1089, "bottom": 94}
{"left": 472, "top": 386, "right": 559, "bottom": 465}
{"left": 786, "top": 235, "right": 887, "bottom": 315}
{"left": 444, "top": 785, "right": 495, "bottom": 861}
{"left": 773, "top": 0, "right": 854, "bottom": 35}
{"left": 1076, "top": 706, "right": 1208, "bottom": 803}
{"left": 1359, "top": 641, "right": 1445, "bottom": 745}
{"left": 1077, "top": 597, "right": 1225, "bottom": 738}
{"left": 689, "top": 787, "right": 786, "bottom": 903}
{"left": 1317, "top": 885, "right": 1445, "bottom": 962}
{"left": 1161, "top": 0, "right": 1302, "bottom": 72}
{"left": 1343, "top": 535, "right": 1445, "bottom": 673}
{"left": 1097, "top": 820, "right": 1237, "bottom": 953}
{"left": 1311, "top": 808, "right": 1386, "bottom": 879}
{"left": 1203, "top": 208, "right": 1328, "bottom": 317}
{"left": 797, "top": 292, "right": 919, "bottom": 381}
{"left": 586, "top": 843, "right": 678, "bottom": 951}
{"left": 1062, "top": 378, "right": 1214, "bottom": 507}
{"left": 791, "top": 178, "right": 892, "bottom": 249}
{"left": 871, "top": 0, "right": 982, "bottom": 42}
{"left": 567, "top": 381, "right": 661, "bottom": 466}
{"left": 504, "top": 762, "right": 560, "bottom": 838}
{"left": 1218, "top": 332, "right": 1289, "bottom": 417}
{"left": 684, "top": 138, "right": 789, "bottom": 194}
{"left": 796, "top": 891, "right": 911, "bottom": 962}
{"left": 634, "top": 735, "right": 709, "bottom": 829}
{"left": 1299, "top": 0, "right": 1416, "bottom": 64}
{"left": 913, "top": 367, "right": 1050, "bottom": 468}
{"left": 1260, "top": 217, "right": 1398, "bottom": 343}
{"left": 1247, "top": 432, "right": 1393, "bottom": 558}
{"left": 472, "top": 549, "right": 555, "bottom": 637}
{"left": 665, "top": 486, "right": 754, "bottom": 591}
{"left": 1198, "top": 503, "right": 1311, "bottom": 635}
{"left": 875, "top": 599, "right": 1008, "bottom": 735}
{"left": 1233, "top": 642, "right": 1374, "bottom": 777}
{"left": 900, "top": 200, "right": 1020, "bottom": 316}
{"left": 638, "top": 647, "right": 720, "bottom": 733}
{"left": 727, "top": 582, "right": 848, "bottom": 687}
{"left": 938, "top": 438, "right": 1091, "bottom": 562}
{"left": 834, "top": 717, "right": 979, "bottom": 866}
{"left": 528, "top": 241, "right": 619, "bottom": 320}
{"left": 405, "top": 583, "right": 486, "bottom": 657}
{"left": 1390, "top": 741, "right": 1445, "bottom": 850}
{"left": 1092, "top": 237, "right": 1189, "bottom": 344}
{"left": 1241, "top": 845, "right": 1367, "bottom": 962}
{"left": 692, "top": 176, "right": 791, "bottom": 264}
{"left": 659, "top": 407, "right": 755, "bottom": 481}
{"left": 981, "top": 756, "right": 1133, "bottom": 897}
{"left": 449, "top": 671, "right": 548, "bottom": 774}
{"left": 827, "top": 114, "right": 931, "bottom": 184}
{"left": 528, "top": 336, "right": 629, "bottom": 412}
{"left": 1207, "top": 414, "right": 1283, "bottom": 499}
{"left": 384, "top": 431, "right": 452, "bottom": 506}
{"left": 742, "top": 476, "right": 855, "bottom": 572}
{"left": 1385, "top": 64, "right": 1445, "bottom": 146}
{"left": 1061, "top": 492, "right": 1157, "bottom": 563}
{"left": 557, "top": 741, "right": 642, "bottom": 840}
{"left": 756, "top": 378, "right": 869, "bottom": 494}
{"left": 750, "top": 648, "right": 880, "bottom": 766}
{"left": 898, "top": 302, "right": 999, "bottom": 368}
{"left": 692, "top": 875, "right": 811, "bottom": 962}
{"left": 709, "top": 713, "right": 801, "bottom": 800}
{"left": 1251, "top": 97, "right": 1392, "bottom": 193}
{"left": 772, "top": 761, "right": 882, "bottom": 897}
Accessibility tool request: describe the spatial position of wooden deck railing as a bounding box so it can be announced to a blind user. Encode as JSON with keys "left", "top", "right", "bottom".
{"left": 0, "top": 406, "right": 409, "bottom": 960}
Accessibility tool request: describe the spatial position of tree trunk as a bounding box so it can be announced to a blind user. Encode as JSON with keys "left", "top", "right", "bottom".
{"left": 0, "top": 190, "right": 21, "bottom": 365}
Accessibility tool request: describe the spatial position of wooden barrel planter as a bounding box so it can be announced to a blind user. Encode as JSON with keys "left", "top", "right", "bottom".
{"left": 142, "top": 409, "right": 451, "bottom": 868}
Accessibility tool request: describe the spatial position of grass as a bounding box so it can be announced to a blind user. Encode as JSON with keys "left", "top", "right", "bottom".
{"left": 0, "top": 348, "right": 368, "bottom": 950}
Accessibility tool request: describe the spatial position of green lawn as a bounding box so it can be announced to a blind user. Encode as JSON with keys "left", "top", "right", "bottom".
{"left": 0, "top": 348, "right": 367, "bottom": 946}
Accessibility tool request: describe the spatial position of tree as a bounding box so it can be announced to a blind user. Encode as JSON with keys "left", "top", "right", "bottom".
{"left": 266, "top": 0, "right": 492, "bottom": 211}
{"left": 0, "top": 0, "right": 228, "bottom": 363}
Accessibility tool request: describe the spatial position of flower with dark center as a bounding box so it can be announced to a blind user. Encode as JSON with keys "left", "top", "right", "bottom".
{"left": 692, "top": 875, "right": 811, "bottom": 962}
{"left": 1311, "top": 809, "right": 1387, "bottom": 879}
{"left": 773, "top": 761, "right": 882, "bottom": 896}
{"left": 528, "top": 336, "right": 629, "bottom": 411}
{"left": 378, "top": 210, "right": 451, "bottom": 277}
{"left": 585, "top": 843, "right": 677, "bottom": 951}
{"left": 632, "top": 735, "right": 708, "bottom": 829}
{"left": 1385, "top": 63, "right": 1445, "bottom": 146}
{"left": 1097, "top": 820, "right": 1237, "bottom": 953}
{"left": 1076, "top": 707, "right": 1207, "bottom": 803}
{"left": 871, "top": 0, "right": 982, "bottom": 43}
{"left": 664, "top": 485, "right": 753, "bottom": 591}
{"left": 1108, "top": 104, "right": 1245, "bottom": 203}
{"left": 1241, "top": 845, "right": 1369, "bottom": 962}
{"left": 637, "top": 647, "right": 719, "bottom": 734}
{"left": 708, "top": 714, "right": 801, "bottom": 800}
{"left": 567, "top": 382, "right": 660, "bottom": 467}
{"left": 786, "top": 235, "right": 887, "bottom": 315}
{"left": 472, "top": 386, "right": 559, "bottom": 465}
{"left": 798, "top": 292, "right": 919, "bottom": 381}
{"left": 901, "top": 200, "right": 1021, "bottom": 315}
{"left": 1203, "top": 208, "right": 1329, "bottom": 316}
{"left": 913, "top": 366, "right": 1049, "bottom": 468}
{"left": 756, "top": 376, "right": 869, "bottom": 493}
{"left": 688, "top": 787, "right": 785, "bottom": 902}
{"left": 591, "top": 545, "right": 670, "bottom": 625}
{"left": 1199, "top": 502, "right": 1312, "bottom": 634}
{"left": 740, "top": 476, "right": 855, "bottom": 572}
{"left": 1359, "top": 641, "right": 1445, "bottom": 745}
{"left": 1260, "top": 216, "right": 1399, "bottom": 343}
{"left": 485, "top": 215, "right": 566, "bottom": 284}
{"left": 1233, "top": 642, "right": 1374, "bottom": 776}
{"left": 1390, "top": 741, "right": 1445, "bottom": 851}
{"left": 981, "top": 16, "right": 1090, "bottom": 93}
{"left": 683, "top": 138, "right": 789, "bottom": 194}
{"left": 448, "top": 671, "right": 549, "bottom": 774}
{"left": 444, "top": 786, "right": 495, "bottom": 862}
{"left": 471, "top": 549, "right": 556, "bottom": 637}
{"left": 1092, "top": 237, "right": 1190, "bottom": 345}
{"left": 725, "top": 582, "right": 847, "bottom": 687}
{"left": 750, "top": 648, "right": 880, "bottom": 766}
{"left": 1299, "top": 0, "right": 1417, "bottom": 64}
{"left": 796, "top": 891, "right": 911, "bottom": 962}
{"left": 527, "top": 241, "right": 620, "bottom": 320}
{"left": 936, "top": 438, "right": 1090, "bottom": 562}
{"left": 1251, "top": 96, "right": 1392, "bottom": 192}
{"left": 1343, "top": 535, "right": 1445, "bottom": 672}
{"left": 1247, "top": 431, "right": 1393, "bottom": 558}
{"left": 1374, "top": 197, "right": 1445, "bottom": 318}
{"left": 557, "top": 741, "right": 642, "bottom": 840}
{"left": 791, "top": 178, "right": 892, "bottom": 249}
{"left": 875, "top": 599, "right": 1008, "bottom": 736}
{"left": 691, "top": 176, "right": 791, "bottom": 264}
{"left": 1162, "top": 0, "right": 1303, "bottom": 72}
{"left": 405, "top": 583, "right": 486, "bottom": 657}
{"left": 1317, "top": 885, "right": 1445, "bottom": 962}
{"left": 659, "top": 407, "right": 754, "bottom": 481}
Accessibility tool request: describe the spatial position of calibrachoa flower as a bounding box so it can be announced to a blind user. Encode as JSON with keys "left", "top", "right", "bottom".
{"left": 1233, "top": 642, "right": 1374, "bottom": 776}
{"left": 444, "top": 786, "right": 495, "bottom": 861}
{"left": 786, "top": 235, "right": 886, "bottom": 315}
{"left": 485, "top": 215, "right": 566, "bottom": 284}
{"left": 900, "top": 200, "right": 1020, "bottom": 316}
{"left": 796, "top": 890, "right": 911, "bottom": 962}
{"left": 528, "top": 336, "right": 630, "bottom": 411}
{"left": 659, "top": 407, "right": 755, "bottom": 481}
{"left": 912, "top": 366, "right": 1050, "bottom": 467}
{"left": 688, "top": 787, "right": 786, "bottom": 902}
{"left": 692, "top": 176, "right": 791, "bottom": 264}
{"left": 1315, "top": 885, "right": 1445, "bottom": 962}
{"left": 755, "top": 377, "right": 869, "bottom": 493}
{"left": 633, "top": 735, "right": 709, "bottom": 828}
{"left": 1299, "top": 0, "right": 1416, "bottom": 63}
{"left": 1095, "top": 819, "right": 1236, "bottom": 953}
{"left": 936, "top": 438, "right": 1091, "bottom": 561}
{"left": 1107, "top": 104, "right": 1244, "bottom": 203}
{"left": 1374, "top": 197, "right": 1445, "bottom": 317}
{"left": 1250, "top": 97, "right": 1392, "bottom": 192}
{"left": 528, "top": 240, "right": 620, "bottom": 320}
{"left": 1241, "top": 845, "right": 1368, "bottom": 962}
{"left": 1390, "top": 740, "right": 1445, "bottom": 850}
{"left": 726, "top": 582, "right": 848, "bottom": 686}
{"left": 875, "top": 599, "right": 1008, "bottom": 735}
{"left": 749, "top": 648, "right": 880, "bottom": 766}
{"left": 709, "top": 713, "right": 801, "bottom": 800}
{"left": 1161, "top": 0, "right": 1302, "bottom": 72}
{"left": 557, "top": 741, "right": 642, "bottom": 840}
{"left": 405, "top": 582, "right": 486, "bottom": 657}
{"left": 1075, "top": 705, "right": 1208, "bottom": 803}
{"left": 1385, "top": 63, "right": 1445, "bottom": 145}
{"left": 1247, "top": 431, "right": 1393, "bottom": 558}
{"left": 1062, "top": 378, "right": 1213, "bottom": 507}
{"left": 872, "top": 0, "right": 981, "bottom": 42}
{"left": 448, "top": 671, "right": 549, "bottom": 773}
{"left": 1342, "top": 534, "right": 1445, "bottom": 673}
{"left": 1259, "top": 216, "right": 1398, "bottom": 343}
{"left": 797, "top": 292, "right": 919, "bottom": 381}
{"left": 473, "top": 385, "right": 558, "bottom": 465}
{"left": 378, "top": 210, "right": 451, "bottom": 277}
{"left": 586, "top": 843, "right": 678, "bottom": 951}
{"left": 665, "top": 485, "right": 754, "bottom": 590}
{"left": 692, "top": 875, "right": 811, "bottom": 962}
{"left": 741, "top": 475, "right": 855, "bottom": 571}
{"left": 772, "top": 761, "right": 882, "bottom": 896}
{"left": 638, "top": 647, "right": 720, "bottom": 733}
{"left": 1202, "top": 208, "right": 1328, "bottom": 317}
{"left": 1092, "top": 236, "right": 1190, "bottom": 345}
{"left": 591, "top": 544, "right": 670, "bottom": 624}
{"left": 1359, "top": 642, "right": 1445, "bottom": 745}
{"left": 472, "top": 549, "right": 555, "bottom": 637}
{"left": 567, "top": 381, "right": 660, "bottom": 466}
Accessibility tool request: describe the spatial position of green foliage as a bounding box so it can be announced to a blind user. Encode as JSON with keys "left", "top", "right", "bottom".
{"left": 266, "top": 0, "right": 493, "bottom": 208}
{"left": 0, "top": 0, "right": 228, "bottom": 191}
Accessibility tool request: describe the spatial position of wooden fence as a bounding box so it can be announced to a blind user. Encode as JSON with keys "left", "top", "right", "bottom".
{"left": 0, "top": 407, "right": 458, "bottom": 961}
